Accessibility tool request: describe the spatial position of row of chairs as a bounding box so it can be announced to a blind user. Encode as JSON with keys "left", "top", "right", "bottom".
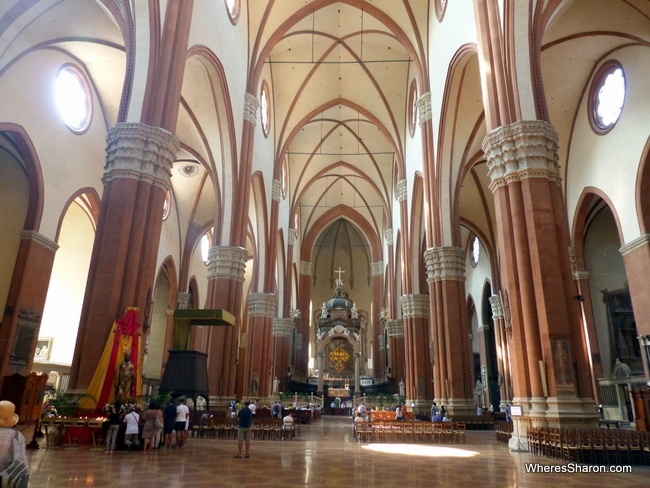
{"left": 495, "top": 421, "right": 513, "bottom": 444}
{"left": 192, "top": 419, "right": 297, "bottom": 441}
{"left": 527, "top": 426, "right": 650, "bottom": 465}
{"left": 355, "top": 421, "right": 466, "bottom": 444}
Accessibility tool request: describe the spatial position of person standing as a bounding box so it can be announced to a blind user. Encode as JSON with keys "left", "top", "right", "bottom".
{"left": 234, "top": 401, "right": 253, "bottom": 458}
{"left": 175, "top": 398, "right": 190, "bottom": 448}
{"left": 104, "top": 400, "right": 122, "bottom": 453}
{"left": 395, "top": 403, "right": 403, "bottom": 421}
{"left": 162, "top": 399, "right": 177, "bottom": 449}
{"left": 0, "top": 400, "right": 28, "bottom": 485}
{"left": 249, "top": 400, "right": 257, "bottom": 419}
{"left": 123, "top": 407, "right": 141, "bottom": 451}
{"left": 141, "top": 401, "right": 158, "bottom": 454}
{"left": 430, "top": 402, "right": 439, "bottom": 422}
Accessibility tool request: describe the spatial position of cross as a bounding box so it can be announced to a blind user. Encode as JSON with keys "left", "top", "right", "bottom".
{"left": 334, "top": 267, "right": 345, "bottom": 285}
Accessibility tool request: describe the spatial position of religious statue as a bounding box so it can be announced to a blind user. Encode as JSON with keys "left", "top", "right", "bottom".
{"left": 251, "top": 374, "right": 259, "bottom": 395}
{"left": 321, "top": 302, "right": 328, "bottom": 319}
{"left": 273, "top": 376, "right": 280, "bottom": 395}
{"left": 115, "top": 351, "right": 135, "bottom": 402}
{"left": 351, "top": 302, "right": 358, "bottom": 319}
{"left": 399, "top": 379, "right": 405, "bottom": 397}
{"left": 293, "top": 308, "right": 301, "bottom": 320}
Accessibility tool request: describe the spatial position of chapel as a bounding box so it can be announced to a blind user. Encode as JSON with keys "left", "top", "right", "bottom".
{"left": 0, "top": 0, "right": 649, "bottom": 457}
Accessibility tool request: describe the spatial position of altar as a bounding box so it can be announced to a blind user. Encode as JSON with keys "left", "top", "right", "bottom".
{"left": 328, "top": 388, "right": 350, "bottom": 398}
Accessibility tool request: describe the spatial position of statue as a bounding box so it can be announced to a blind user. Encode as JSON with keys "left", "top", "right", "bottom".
{"left": 293, "top": 308, "right": 301, "bottom": 320}
{"left": 115, "top": 351, "right": 135, "bottom": 402}
{"left": 321, "top": 302, "right": 328, "bottom": 319}
{"left": 399, "top": 379, "right": 405, "bottom": 397}
{"left": 273, "top": 376, "right": 280, "bottom": 394}
{"left": 351, "top": 302, "right": 358, "bottom": 319}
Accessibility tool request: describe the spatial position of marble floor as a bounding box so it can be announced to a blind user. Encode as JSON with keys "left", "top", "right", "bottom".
{"left": 18, "top": 417, "right": 649, "bottom": 487}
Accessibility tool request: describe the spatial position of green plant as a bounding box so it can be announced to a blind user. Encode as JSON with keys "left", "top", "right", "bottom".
{"left": 44, "top": 386, "right": 95, "bottom": 417}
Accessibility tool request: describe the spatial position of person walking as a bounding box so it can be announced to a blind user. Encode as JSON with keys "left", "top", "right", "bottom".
{"left": 234, "top": 401, "right": 253, "bottom": 458}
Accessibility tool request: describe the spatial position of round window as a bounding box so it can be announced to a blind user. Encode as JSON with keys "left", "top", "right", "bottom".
{"left": 55, "top": 65, "right": 92, "bottom": 133}
{"left": 589, "top": 61, "right": 625, "bottom": 135}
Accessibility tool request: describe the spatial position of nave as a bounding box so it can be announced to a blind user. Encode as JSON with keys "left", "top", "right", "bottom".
{"left": 22, "top": 417, "right": 649, "bottom": 487}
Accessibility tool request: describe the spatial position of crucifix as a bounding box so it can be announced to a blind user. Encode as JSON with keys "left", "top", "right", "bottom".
{"left": 334, "top": 267, "right": 345, "bottom": 286}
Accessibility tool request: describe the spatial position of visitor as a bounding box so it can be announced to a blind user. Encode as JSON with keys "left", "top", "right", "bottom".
{"left": 234, "top": 401, "right": 253, "bottom": 458}
{"left": 476, "top": 405, "right": 483, "bottom": 416}
{"left": 123, "top": 406, "right": 141, "bottom": 451}
{"left": 104, "top": 400, "right": 121, "bottom": 453}
{"left": 175, "top": 397, "right": 190, "bottom": 448}
{"left": 430, "top": 402, "right": 439, "bottom": 422}
{"left": 163, "top": 399, "right": 177, "bottom": 449}
{"left": 357, "top": 402, "right": 367, "bottom": 419}
{"left": 249, "top": 400, "right": 257, "bottom": 418}
{"left": 400, "top": 402, "right": 408, "bottom": 421}
{"left": 395, "top": 403, "right": 403, "bottom": 421}
{"left": 0, "top": 400, "right": 28, "bottom": 483}
{"left": 442, "top": 413, "right": 452, "bottom": 423}
{"left": 141, "top": 401, "right": 158, "bottom": 454}
{"left": 282, "top": 411, "right": 295, "bottom": 440}
{"left": 271, "top": 401, "right": 282, "bottom": 419}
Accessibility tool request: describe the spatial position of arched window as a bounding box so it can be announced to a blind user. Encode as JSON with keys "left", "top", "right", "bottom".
{"left": 260, "top": 81, "right": 271, "bottom": 138}
{"left": 55, "top": 65, "right": 92, "bottom": 133}
{"left": 225, "top": 0, "right": 240, "bottom": 24}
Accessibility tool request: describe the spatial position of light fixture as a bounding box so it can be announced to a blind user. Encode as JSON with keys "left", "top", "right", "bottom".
{"left": 178, "top": 163, "right": 199, "bottom": 178}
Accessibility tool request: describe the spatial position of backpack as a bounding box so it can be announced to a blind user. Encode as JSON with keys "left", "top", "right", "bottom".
{"left": 0, "top": 430, "right": 29, "bottom": 488}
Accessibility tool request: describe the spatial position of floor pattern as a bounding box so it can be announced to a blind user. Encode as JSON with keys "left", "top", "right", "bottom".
{"left": 18, "top": 417, "right": 650, "bottom": 487}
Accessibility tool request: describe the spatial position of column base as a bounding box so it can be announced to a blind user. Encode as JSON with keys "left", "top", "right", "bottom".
{"left": 445, "top": 397, "right": 475, "bottom": 416}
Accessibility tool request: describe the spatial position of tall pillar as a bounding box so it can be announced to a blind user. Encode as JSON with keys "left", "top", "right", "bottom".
{"left": 295, "top": 260, "right": 312, "bottom": 375}
{"left": 70, "top": 123, "right": 179, "bottom": 392}
{"left": 482, "top": 121, "right": 598, "bottom": 448}
{"left": 272, "top": 317, "right": 293, "bottom": 394}
{"left": 206, "top": 245, "right": 247, "bottom": 403}
{"left": 0, "top": 231, "right": 58, "bottom": 381}
{"left": 370, "top": 260, "right": 384, "bottom": 377}
{"left": 246, "top": 293, "right": 276, "bottom": 397}
{"left": 386, "top": 318, "right": 405, "bottom": 384}
{"left": 620, "top": 235, "right": 650, "bottom": 382}
{"left": 425, "top": 246, "right": 474, "bottom": 414}
{"left": 400, "top": 294, "right": 433, "bottom": 406}
{"left": 489, "top": 294, "right": 512, "bottom": 409}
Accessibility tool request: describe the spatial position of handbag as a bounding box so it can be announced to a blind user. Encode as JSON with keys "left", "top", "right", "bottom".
{"left": 0, "top": 430, "right": 29, "bottom": 488}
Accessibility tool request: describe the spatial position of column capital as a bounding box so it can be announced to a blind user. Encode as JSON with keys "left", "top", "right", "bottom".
{"left": 481, "top": 120, "right": 561, "bottom": 193}
{"left": 573, "top": 271, "right": 590, "bottom": 281}
{"left": 400, "top": 294, "right": 430, "bottom": 319}
{"left": 272, "top": 179, "right": 282, "bottom": 201}
{"left": 299, "top": 260, "right": 311, "bottom": 276}
{"left": 272, "top": 318, "right": 294, "bottom": 337}
{"left": 489, "top": 294, "right": 504, "bottom": 320}
{"left": 371, "top": 261, "right": 384, "bottom": 276}
{"left": 177, "top": 292, "right": 192, "bottom": 309}
{"left": 103, "top": 122, "right": 179, "bottom": 192}
{"left": 288, "top": 228, "right": 298, "bottom": 246}
{"left": 243, "top": 92, "right": 259, "bottom": 125}
{"left": 247, "top": 293, "right": 276, "bottom": 318}
{"left": 20, "top": 230, "right": 59, "bottom": 252}
{"left": 620, "top": 233, "right": 650, "bottom": 256}
{"left": 384, "top": 228, "right": 393, "bottom": 245}
{"left": 386, "top": 318, "right": 404, "bottom": 338}
{"left": 424, "top": 246, "right": 466, "bottom": 282}
{"left": 397, "top": 179, "right": 408, "bottom": 202}
{"left": 417, "top": 91, "right": 432, "bottom": 125}
{"left": 208, "top": 246, "right": 247, "bottom": 281}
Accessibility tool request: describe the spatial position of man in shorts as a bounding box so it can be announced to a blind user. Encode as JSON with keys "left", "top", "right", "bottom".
{"left": 234, "top": 401, "right": 253, "bottom": 458}
{"left": 175, "top": 397, "right": 189, "bottom": 448}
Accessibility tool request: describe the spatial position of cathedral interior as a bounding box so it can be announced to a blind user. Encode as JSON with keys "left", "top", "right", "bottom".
{"left": 1, "top": 0, "right": 650, "bottom": 483}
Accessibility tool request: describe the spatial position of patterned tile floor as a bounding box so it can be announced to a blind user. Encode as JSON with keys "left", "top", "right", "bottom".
{"left": 19, "top": 417, "right": 649, "bottom": 487}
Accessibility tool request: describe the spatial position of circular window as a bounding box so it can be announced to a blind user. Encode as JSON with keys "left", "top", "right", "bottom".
{"left": 260, "top": 81, "right": 271, "bottom": 138}
{"left": 162, "top": 190, "right": 171, "bottom": 220}
{"left": 435, "top": 0, "right": 449, "bottom": 22}
{"left": 55, "top": 65, "right": 91, "bottom": 133}
{"left": 225, "top": 0, "right": 240, "bottom": 24}
{"left": 588, "top": 61, "right": 625, "bottom": 135}
{"left": 470, "top": 236, "right": 480, "bottom": 268}
{"left": 408, "top": 79, "right": 418, "bottom": 137}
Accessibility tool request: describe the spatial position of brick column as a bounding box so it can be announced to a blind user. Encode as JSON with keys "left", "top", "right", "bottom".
{"left": 370, "top": 260, "right": 384, "bottom": 377}
{"left": 482, "top": 121, "right": 598, "bottom": 447}
{"left": 70, "top": 123, "right": 179, "bottom": 391}
{"left": 425, "top": 246, "right": 474, "bottom": 414}
{"left": 386, "top": 318, "right": 405, "bottom": 386}
{"left": 206, "top": 245, "right": 247, "bottom": 402}
{"left": 489, "top": 294, "right": 512, "bottom": 409}
{"left": 0, "top": 231, "right": 58, "bottom": 381}
{"left": 400, "top": 294, "right": 432, "bottom": 406}
{"left": 246, "top": 293, "right": 276, "bottom": 397}
{"left": 272, "top": 317, "right": 294, "bottom": 394}
{"left": 295, "top": 260, "right": 312, "bottom": 375}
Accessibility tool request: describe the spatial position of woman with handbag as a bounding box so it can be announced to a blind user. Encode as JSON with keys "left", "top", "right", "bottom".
{"left": 0, "top": 400, "right": 28, "bottom": 487}
{"left": 141, "top": 401, "right": 159, "bottom": 454}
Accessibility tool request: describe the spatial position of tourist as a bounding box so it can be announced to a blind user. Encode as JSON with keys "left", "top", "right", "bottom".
{"left": 395, "top": 403, "right": 403, "bottom": 421}
{"left": 234, "top": 401, "right": 253, "bottom": 458}
{"left": 104, "top": 400, "right": 121, "bottom": 453}
{"left": 400, "top": 402, "right": 408, "bottom": 421}
{"left": 249, "top": 400, "right": 257, "bottom": 418}
{"left": 282, "top": 411, "right": 295, "bottom": 440}
{"left": 123, "top": 406, "right": 141, "bottom": 451}
{"left": 357, "top": 402, "right": 367, "bottom": 419}
{"left": 430, "top": 402, "right": 439, "bottom": 422}
{"left": 271, "top": 401, "right": 282, "bottom": 419}
{"left": 0, "top": 400, "right": 28, "bottom": 482}
{"left": 163, "top": 399, "right": 177, "bottom": 449}
{"left": 476, "top": 405, "right": 483, "bottom": 416}
{"left": 141, "top": 401, "right": 158, "bottom": 454}
{"left": 442, "top": 413, "right": 452, "bottom": 423}
{"left": 153, "top": 405, "right": 164, "bottom": 449}
{"left": 175, "top": 397, "right": 190, "bottom": 448}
